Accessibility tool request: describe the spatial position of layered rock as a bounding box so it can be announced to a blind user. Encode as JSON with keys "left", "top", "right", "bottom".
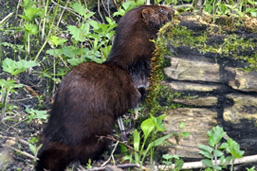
{"left": 162, "top": 18, "right": 257, "bottom": 158}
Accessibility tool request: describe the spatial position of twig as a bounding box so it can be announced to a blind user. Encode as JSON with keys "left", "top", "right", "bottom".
{"left": 0, "top": 12, "right": 14, "bottom": 26}
{"left": 3, "top": 144, "right": 37, "bottom": 160}
{"left": 15, "top": 0, "right": 22, "bottom": 19}
{"left": 112, "top": 0, "right": 119, "bottom": 9}
{"left": 156, "top": 154, "right": 257, "bottom": 170}
{"left": 17, "top": 137, "right": 30, "bottom": 146}
{"left": 51, "top": 0, "right": 82, "bottom": 19}
{"left": 80, "top": 164, "right": 140, "bottom": 171}
{"left": 101, "top": 140, "right": 119, "bottom": 167}
{"left": 174, "top": 4, "right": 194, "bottom": 10}
{"left": 98, "top": 0, "right": 105, "bottom": 23}
{"left": 96, "top": 135, "right": 137, "bottom": 152}
{"left": 57, "top": 0, "right": 70, "bottom": 27}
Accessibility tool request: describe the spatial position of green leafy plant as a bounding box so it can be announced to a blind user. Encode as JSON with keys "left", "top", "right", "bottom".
{"left": 18, "top": 0, "right": 44, "bottom": 54}
{"left": 29, "top": 143, "right": 42, "bottom": 162}
{"left": 2, "top": 58, "right": 37, "bottom": 76}
{"left": 113, "top": 0, "right": 145, "bottom": 17}
{"left": 198, "top": 126, "right": 245, "bottom": 171}
{"left": 65, "top": 2, "right": 116, "bottom": 64}
{"left": 162, "top": 154, "right": 184, "bottom": 171}
{"left": 123, "top": 114, "right": 172, "bottom": 166}
{"left": 246, "top": 166, "right": 256, "bottom": 171}
{"left": 25, "top": 108, "right": 48, "bottom": 123}
{"left": 172, "top": 122, "right": 190, "bottom": 145}
{"left": 0, "top": 79, "right": 23, "bottom": 118}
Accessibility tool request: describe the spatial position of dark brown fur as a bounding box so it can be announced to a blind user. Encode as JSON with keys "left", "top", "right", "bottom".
{"left": 35, "top": 5, "right": 173, "bottom": 171}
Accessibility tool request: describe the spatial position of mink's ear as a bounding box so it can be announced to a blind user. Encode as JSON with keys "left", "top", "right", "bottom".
{"left": 141, "top": 8, "right": 150, "bottom": 22}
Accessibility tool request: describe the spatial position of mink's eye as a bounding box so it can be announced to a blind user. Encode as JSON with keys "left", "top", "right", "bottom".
{"left": 159, "top": 8, "right": 165, "bottom": 13}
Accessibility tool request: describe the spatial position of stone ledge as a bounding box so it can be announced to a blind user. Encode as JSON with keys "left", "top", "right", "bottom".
{"left": 164, "top": 56, "right": 220, "bottom": 82}
{"left": 164, "top": 108, "right": 218, "bottom": 158}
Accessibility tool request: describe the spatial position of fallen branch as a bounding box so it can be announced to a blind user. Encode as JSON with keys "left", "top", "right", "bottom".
{"left": 3, "top": 144, "right": 37, "bottom": 160}
{"left": 96, "top": 135, "right": 137, "bottom": 152}
{"left": 80, "top": 163, "right": 140, "bottom": 171}
{"left": 101, "top": 140, "right": 119, "bottom": 167}
{"left": 156, "top": 154, "right": 257, "bottom": 170}
{"left": 0, "top": 12, "right": 14, "bottom": 26}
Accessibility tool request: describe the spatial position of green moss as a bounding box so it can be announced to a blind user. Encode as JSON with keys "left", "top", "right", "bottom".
{"left": 165, "top": 17, "right": 257, "bottom": 72}
{"left": 144, "top": 23, "right": 181, "bottom": 116}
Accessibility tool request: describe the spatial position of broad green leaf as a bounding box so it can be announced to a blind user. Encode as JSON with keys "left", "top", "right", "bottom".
{"left": 180, "top": 132, "right": 190, "bottom": 138}
{"left": 46, "top": 49, "right": 63, "bottom": 56}
{"left": 21, "top": 0, "right": 34, "bottom": 8}
{"left": 213, "top": 165, "right": 223, "bottom": 171}
{"left": 88, "top": 20, "right": 100, "bottom": 30}
{"left": 2, "top": 58, "right": 37, "bottom": 76}
{"left": 227, "top": 138, "right": 244, "bottom": 158}
{"left": 179, "top": 122, "right": 186, "bottom": 129}
{"left": 24, "top": 7, "right": 42, "bottom": 21}
{"left": 113, "top": 9, "right": 125, "bottom": 17}
{"left": 201, "top": 159, "right": 213, "bottom": 167}
{"left": 62, "top": 46, "right": 81, "bottom": 58}
{"left": 225, "top": 156, "right": 233, "bottom": 164}
{"left": 142, "top": 134, "right": 172, "bottom": 163}
{"left": 208, "top": 126, "right": 226, "bottom": 147}
{"left": 162, "top": 154, "right": 173, "bottom": 160}
{"left": 72, "top": 3, "right": 95, "bottom": 19}
{"left": 121, "top": 154, "right": 133, "bottom": 163}
{"left": 122, "top": 1, "right": 136, "bottom": 11}
{"left": 198, "top": 144, "right": 213, "bottom": 153}
{"left": 140, "top": 117, "right": 155, "bottom": 141}
{"left": 105, "top": 17, "right": 117, "bottom": 26}
{"left": 100, "top": 45, "right": 112, "bottom": 59}
{"left": 67, "top": 24, "right": 90, "bottom": 42}
{"left": 0, "top": 79, "right": 23, "bottom": 91}
{"left": 174, "top": 159, "right": 184, "bottom": 171}
{"left": 29, "top": 144, "right": 36, "bottom": 155}
{"left": 145, "top": 134, "right": 172, "bottom": 153}
{"left": 150, "top": 114, "right": 166, "bottom": 131}
{"left": 113, "top": 1, "right": 136, "bottom": 17}
{"left": 136, "top": 0, "right": 145, "bottom": 5}
{"left": 18, "top": 15, "right": 30, "bottom": 21}
{"left": 49, "top": 36, "right": 67, "bottom": 47}
{"left": 24, "top": 23, "right": 38, "bottom": 35}
{"left": 25, "top": 108, "right": 48, "bottom": 119}
{"left": 199, "top": 150, "right": 212, "bottom": 159}
{"left": 247, "top": 0, "right": 255, "bottom": 5}
{"left": 219, "top": 142, "right": 228, "bottom": 149}
{"left": 67, "top": 58, "right": 83, "bottom": 66}
{"left": 213, "top": 149, "right": 224, "bottom": 157}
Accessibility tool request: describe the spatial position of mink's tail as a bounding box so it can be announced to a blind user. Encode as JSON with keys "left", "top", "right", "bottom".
{"left": 35, "top": 143, "right": 71, "bottom": 171}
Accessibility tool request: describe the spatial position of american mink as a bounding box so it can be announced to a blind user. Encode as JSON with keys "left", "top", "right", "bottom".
{"left": 36, "top": 5, "right": 174, "bottom": 171}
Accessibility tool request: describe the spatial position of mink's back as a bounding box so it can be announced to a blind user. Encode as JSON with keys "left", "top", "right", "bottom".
{"left": 42, "top": 62, "right": 141, "bottom": 145}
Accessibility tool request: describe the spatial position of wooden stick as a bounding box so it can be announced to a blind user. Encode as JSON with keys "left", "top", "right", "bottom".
{"left": 0, "top": 12, "right": 14, "bottom": 26}
{"left": 101, "top": 141, "right": 119, "bottom": 167}
{"left": 157, "top": 154, "right": 257, "bottom": 170}
{"left": 3, "top": 144, "right": 37, "bottom": 160}
{"left": 81, "top": 163, "right": 140, "bottom": 171}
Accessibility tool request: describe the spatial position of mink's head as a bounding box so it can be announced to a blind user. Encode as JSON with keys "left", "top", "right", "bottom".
{"left": 106, "top": 5, "right": 174, "bottom": 65}
{"left": 116, "top": 5, "right": 174, "bottom": 34}
{"left": 140, "top": 5, "right": 174, "bottom": 31}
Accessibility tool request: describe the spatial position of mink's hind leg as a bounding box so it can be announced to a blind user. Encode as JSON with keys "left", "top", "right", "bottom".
{"left": 35, "top": 143, "right": 72, "bottom": 171}
{"left": 76, "top": 137, "right": 109, "bottom": 165}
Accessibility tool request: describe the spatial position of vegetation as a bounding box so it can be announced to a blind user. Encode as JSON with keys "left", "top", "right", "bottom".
{"left": 199, "top": 126, "right": 245, "bottom": 171}
{"left": 0, "top": 0, "right": 257, "bottom": 170}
